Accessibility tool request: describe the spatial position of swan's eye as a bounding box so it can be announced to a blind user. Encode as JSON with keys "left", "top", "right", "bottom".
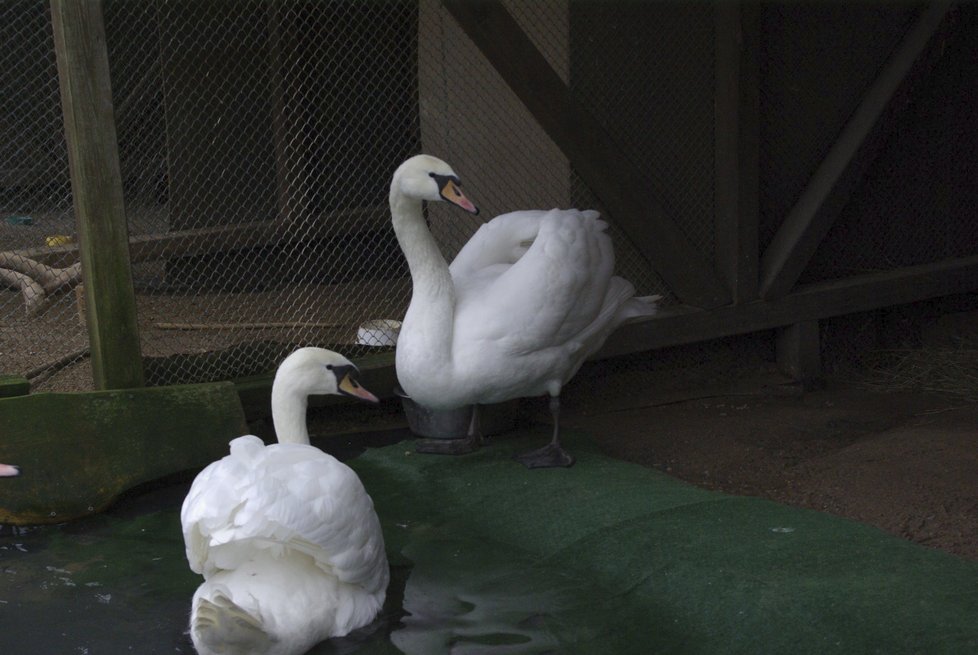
{"left": 326, "top": 364, "right": 334, "bottom": 370}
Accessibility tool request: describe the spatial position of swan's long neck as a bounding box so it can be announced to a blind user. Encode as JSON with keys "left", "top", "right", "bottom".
{"left": 270, "top": 376, "right": 310, "bottom": 444}
{"left": 390, "top": 191, "right": 455, "bottom": 365}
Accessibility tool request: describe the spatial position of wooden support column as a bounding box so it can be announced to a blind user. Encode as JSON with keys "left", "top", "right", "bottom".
{"left": 51, "top": 0, "right": 144, "bottom": 390}
{"left": 759, "top": 3, "right": 952, "bottom": 300}
{"left": 776, "top": 321, "right": 822, "bottom": 389}
{"left": 714, "top": 2, "right": 760, "bottom": 303}
{"left": 444, "top": 0, "right": 730, "bottom": 310}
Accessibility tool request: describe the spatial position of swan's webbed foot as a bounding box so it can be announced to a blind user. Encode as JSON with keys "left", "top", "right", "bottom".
{"left": 515, "top": 395, "right": 575, "bottom": 468}
{"left": 515, "top": 442, "right": 575, "bottom": 469}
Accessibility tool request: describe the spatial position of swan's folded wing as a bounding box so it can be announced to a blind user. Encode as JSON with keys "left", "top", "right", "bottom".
{"left": 182, "top": 436, "right": 265, "bottom": 575}
{"left": 452, "top": 208, "right": 617, "bottom": 355}
{"left": 449, "top": 210, "right": 548, "bottom": 281}
{"left": 181, "top": 437, "right": 388, "bottom": 594}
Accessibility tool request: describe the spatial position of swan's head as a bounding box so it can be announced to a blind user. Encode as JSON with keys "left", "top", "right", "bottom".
{"left": 274, "top": 347, "right": 379, "bottom": 403}
{"left": 391, "top": 154, "right": 479, "bottom": 214}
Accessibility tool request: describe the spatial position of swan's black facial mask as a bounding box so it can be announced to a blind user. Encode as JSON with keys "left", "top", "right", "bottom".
{"left": 327, "top": 364, "right": 380, "bottom": 403}
{"left": 430, "top": 173, "right": 479, "bottom": 215}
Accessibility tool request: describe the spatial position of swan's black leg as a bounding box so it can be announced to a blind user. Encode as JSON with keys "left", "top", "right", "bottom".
{"left": 515, "top": 395, "right": 575, "bottom": 468}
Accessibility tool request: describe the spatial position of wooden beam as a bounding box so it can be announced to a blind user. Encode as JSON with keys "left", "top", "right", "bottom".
{"left": 266, "top": 3, "right": 307, "bottom": 227}
{"left": 714, "top": 2, "right": 760, "bottom": 303}
{"left": 598, "top": 254, "right": 978, "bottom": 358}
{"left": 205, "top": 255, "right": 978, "bottom": 397}
{"left": 3, "top": 206, "right": 386, "bottom": 267}
{"left": 443, "top": 0, "right": 730, "bottom": 309}
{"left": 760, "top": 3, "right": 953, "bottom": 300}
{"left": 51, "top": 0, "right": 144, "bottom": 390}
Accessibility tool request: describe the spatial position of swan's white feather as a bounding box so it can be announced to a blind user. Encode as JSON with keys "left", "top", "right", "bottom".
{"left": 451, "top": 209, "right": 615, "bottom": 352}
{"left": 182, "top": 435, "right": 387, "bottom": 594}
{"left": 183, "top": 435, "right": 388, "bottom": 653}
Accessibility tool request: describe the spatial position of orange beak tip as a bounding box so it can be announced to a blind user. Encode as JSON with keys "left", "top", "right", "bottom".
{"left": 356, "top": 387, "right": 380, "bottom": 404}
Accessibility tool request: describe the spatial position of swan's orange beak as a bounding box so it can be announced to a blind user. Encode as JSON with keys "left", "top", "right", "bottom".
{"left": 439, "top": 179, "right": 479, "bottom": 215}
{"left": 339, "top": 372, "right": 380, "bottom": 404}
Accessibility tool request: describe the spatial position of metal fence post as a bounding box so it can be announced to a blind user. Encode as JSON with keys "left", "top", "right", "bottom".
{"left": 50, "top": 0, "right": 144, "bottom": 390}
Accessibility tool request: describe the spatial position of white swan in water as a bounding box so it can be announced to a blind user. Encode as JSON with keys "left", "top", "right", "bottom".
{"left": 181, "top": 347, "right": 389, "bottom": 655}
{"left": 390, "top": 155, "right": 658, "bottom": 468}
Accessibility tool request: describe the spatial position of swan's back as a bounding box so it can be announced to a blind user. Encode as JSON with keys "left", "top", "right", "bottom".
{"left": 182, "top": 435, "right": 388, "bottom": 594}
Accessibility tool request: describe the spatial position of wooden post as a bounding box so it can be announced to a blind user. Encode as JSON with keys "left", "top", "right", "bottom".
{"left": 51, "top": 0, "right": 144, "bottom": 389}
{"left": 776, "top": 321, "right": 822, "bottom": 389}
{"left": 714, "top": 2, "right": 760, "bottom": 304}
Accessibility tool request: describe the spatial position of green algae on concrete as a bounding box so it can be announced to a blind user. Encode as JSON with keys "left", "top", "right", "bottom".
{"left": 0, "top": 382, "right": 247, "bottom": 524}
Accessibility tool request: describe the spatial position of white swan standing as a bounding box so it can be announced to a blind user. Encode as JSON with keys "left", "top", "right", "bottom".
{"left": 181, "top": 348, "right": 389, "bottom": 655}
{"left": 390, "top": 155, "right": 658, "bottom": 468}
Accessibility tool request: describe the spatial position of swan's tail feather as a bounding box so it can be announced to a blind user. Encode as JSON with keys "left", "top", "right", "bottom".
{"left": 192, "top": 591, "right": 274, "bottom": 655}
{"left": 620, "top": 294, "right": 662, "bottom": 321}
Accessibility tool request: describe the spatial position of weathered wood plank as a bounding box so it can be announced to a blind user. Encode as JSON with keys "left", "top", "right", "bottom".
{"left": 443, "top": 0, "right": 730, "bottom": 309}
{"left": 266, "top": 3, "right": 306, "bottom": 227}
{"left": 714, "top": 2, "right": 760, "bottom": 303}
{"left": 0, "top": 382, "right": 248, "bottom": 525}
{"left": 599, "top": 254, "right": 978, "bottom": 358}
{"left": 759, "top": 3, "right": 953, "bottom": 300}
{"left": 51, "top": 0, "right": 144, "bottom": 389}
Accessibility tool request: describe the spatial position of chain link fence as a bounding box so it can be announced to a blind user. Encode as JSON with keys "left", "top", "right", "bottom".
{"left": 2, "top": 2, "right": 976, "bottom": 394}
{"left": 1, "top": 0, "right": 674, "bottom": 392}
{"left": 0, "top": 0, "right": 87, "bottom": 390}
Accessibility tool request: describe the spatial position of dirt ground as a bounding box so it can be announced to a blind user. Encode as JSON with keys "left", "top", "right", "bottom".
{"left": 556, "top": 353, "right": 978, "bottom": 562}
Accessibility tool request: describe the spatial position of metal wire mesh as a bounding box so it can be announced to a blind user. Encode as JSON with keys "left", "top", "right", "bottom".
{"left": 803, "top": 5, "right": 978, "bottom": 282}
{"left": 568, "top": 1, "right": 714, "bottom": 300}
{"left": 2, "top": 0, "right": 689, "bottom": 391}
{"left": 758, "top": 4, "right": 917, "bottom": 254}
{"left": 4, "top": 2, "right": 974, "bottom": 394}
{"left": 110, "top": 0, "right": 424, "bottom": 386}
{"left": 0, "top": 1, "right": 89, "bottom": 391}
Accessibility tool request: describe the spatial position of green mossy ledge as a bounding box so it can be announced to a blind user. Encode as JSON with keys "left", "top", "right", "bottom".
{"left": 0, "top": 382, "right": 248, "bottom": 525}
{"left": 0, "top": 375, "right": 30, "bottom": 398}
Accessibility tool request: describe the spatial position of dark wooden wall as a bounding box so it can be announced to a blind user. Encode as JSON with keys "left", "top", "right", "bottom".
{"left": 447, "top": 1, "right": 975, "bottom": 380}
